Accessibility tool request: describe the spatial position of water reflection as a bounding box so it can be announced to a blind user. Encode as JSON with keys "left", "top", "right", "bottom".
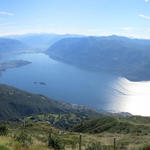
{"left": 110, "top": 78, "right": 150, "bottom": 116}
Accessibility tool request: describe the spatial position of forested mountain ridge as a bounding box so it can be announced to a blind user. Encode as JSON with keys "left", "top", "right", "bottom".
{"left": 0, "top": 84, "right": 101, "bottom": 120}
{"left": 46, "top": 35, "right": 150, "bottom": 81}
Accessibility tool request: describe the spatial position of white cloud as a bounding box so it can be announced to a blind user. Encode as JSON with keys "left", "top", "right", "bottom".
{"left": 145, "top": 0, "right": 149, "bottom": 2}
{"left": 121, "top": 27, "right": 133, "bottom": 31}
{"left": 0, "top": 11, "right": 14, "bottom": 16}
{"left": 139, "top": 14, "right": 150, "bottom": 20}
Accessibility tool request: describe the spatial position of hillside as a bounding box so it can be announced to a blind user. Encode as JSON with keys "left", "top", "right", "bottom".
{"left": 0, "top": 38, "right": 29, "bottom": 57}
{"left": 0, "top": 84, "right": 101, "bottom": 121}
{"left": 1, "top": 116, "right": 150, "bottom": 150}
{"left": 71, "top": 116, "right": 150, "bottom": 134}
{"left": 46, "top": 35, "right": 150, "bottom": 81}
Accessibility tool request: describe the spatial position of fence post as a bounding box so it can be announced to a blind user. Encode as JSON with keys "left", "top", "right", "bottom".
{"left": 23, "top": 118, "right": 26, "bottom": 128}
{"left": 48, "top": 128, "right": 52, "bottom": 147}
{"left": 114, "top": 137, "right": 116, "bottom": 150}
{"left": 79, "top": 133, "right": 82, "bottom": 150}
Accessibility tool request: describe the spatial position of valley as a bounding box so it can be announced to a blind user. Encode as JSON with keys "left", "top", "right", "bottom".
{"left": 1, "top": 0, "right": 150, "bottom": 149}
{"left": 1, "top": 34, "right": 150, "bottom": 150}
{"left": 1, "top": 53, "right": 150, "bottom": 116}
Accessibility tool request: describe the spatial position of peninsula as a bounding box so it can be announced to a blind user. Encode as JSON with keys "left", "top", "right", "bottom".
{"left": 0, "top": 60, "right": 31, "bottom": 75}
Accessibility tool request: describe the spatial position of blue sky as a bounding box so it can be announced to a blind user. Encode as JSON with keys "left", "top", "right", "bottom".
{"left": 0, "top": 0, "right": 150, "bottom": 38}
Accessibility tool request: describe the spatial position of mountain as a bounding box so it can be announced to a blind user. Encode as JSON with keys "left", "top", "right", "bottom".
{"left": 0, "top": 38, "right": 29, "bottom": 57}
{"left": 46, "top": 35, "right": 150, "bottom": 81}
{"left": 0, "top": 84, "right": 101, "bottom": 121}
{"left": 6, "top": 33, "right": 84, "bottom": 51}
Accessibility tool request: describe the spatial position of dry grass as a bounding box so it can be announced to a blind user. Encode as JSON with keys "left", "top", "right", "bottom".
{"left": 0, "top": 122, "right": 150, "bottom": 150}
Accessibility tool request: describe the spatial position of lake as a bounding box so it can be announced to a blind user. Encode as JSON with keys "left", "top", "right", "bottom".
{"left": 0, "top": 53, "right": 150, "bottom": 116}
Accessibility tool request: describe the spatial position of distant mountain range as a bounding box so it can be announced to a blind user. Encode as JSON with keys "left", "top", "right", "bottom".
{"left": 0, "top": 38, "right": 30, "bottom": 57}
{"left": 5, "top": 33, "right": 84, "bottom": 51}
{"left": 2, "top": 34, "right": 150, "bottom": 81}
{"left": 46, "top": 35, "right": 150, "bottom": 81}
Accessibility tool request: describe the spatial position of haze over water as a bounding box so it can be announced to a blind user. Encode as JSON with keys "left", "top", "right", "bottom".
{"left": 0, "top": 53, "right": 150, "bottom": 116}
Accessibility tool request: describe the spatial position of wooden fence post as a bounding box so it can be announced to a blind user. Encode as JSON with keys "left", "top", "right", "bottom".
{"left": 114, "top": 137, "right": 116, "bottom": 150}
{"left": 23, "top": 118, "right": 26, "bottom": 128}
{"left": 48, "top": 128, "right": 52, "bottom": 147}
{"left": 79, "top": 133, "right": 82, "bottom": 150}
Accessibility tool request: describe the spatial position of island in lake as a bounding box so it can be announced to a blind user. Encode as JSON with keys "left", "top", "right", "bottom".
{"left": 0, "top": 60, "right": 31, "bottom": 75}
{"left": 33, "top": 81, "right": 47, "bottom": 86}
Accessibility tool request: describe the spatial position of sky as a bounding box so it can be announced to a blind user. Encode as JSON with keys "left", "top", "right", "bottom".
{"left": 0, "top": 0, "right": 150, "bottom": 38}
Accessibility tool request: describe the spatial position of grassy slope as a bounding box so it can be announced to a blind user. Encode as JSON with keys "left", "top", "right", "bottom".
{"left": 71, "top": 116, "right": 150, "bottom": 134}
{"left": 25, "top": 112, "right": 90, "bottom": 129}
{"left": 1, "top": 118, "right": 150, "bottom": 150}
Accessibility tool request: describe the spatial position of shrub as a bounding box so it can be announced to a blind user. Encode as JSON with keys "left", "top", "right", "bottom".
{"left": 85, "top": 142, "right": 112, "bottom": 150}
{"left": 48, "top": 135, "right": 65, "bottom": 150}
{"left": 142, "top": 144, "right": 150, "bottom": 150}
{"left": 85, "top": 142, "right": 102, "bottom": 150}
{"left": 0, "top": 145, "right": 10, "bottom": 150}
{"left": 14, "top": 131, "right": 32, "bottom": 146}
{"left": 0, "top": 126, "right": 8, "bottom": 136}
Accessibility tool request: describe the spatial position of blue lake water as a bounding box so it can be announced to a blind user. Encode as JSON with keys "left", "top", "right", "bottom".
{"left": 1, "top": 53, "right": 150, "bottom": 116}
